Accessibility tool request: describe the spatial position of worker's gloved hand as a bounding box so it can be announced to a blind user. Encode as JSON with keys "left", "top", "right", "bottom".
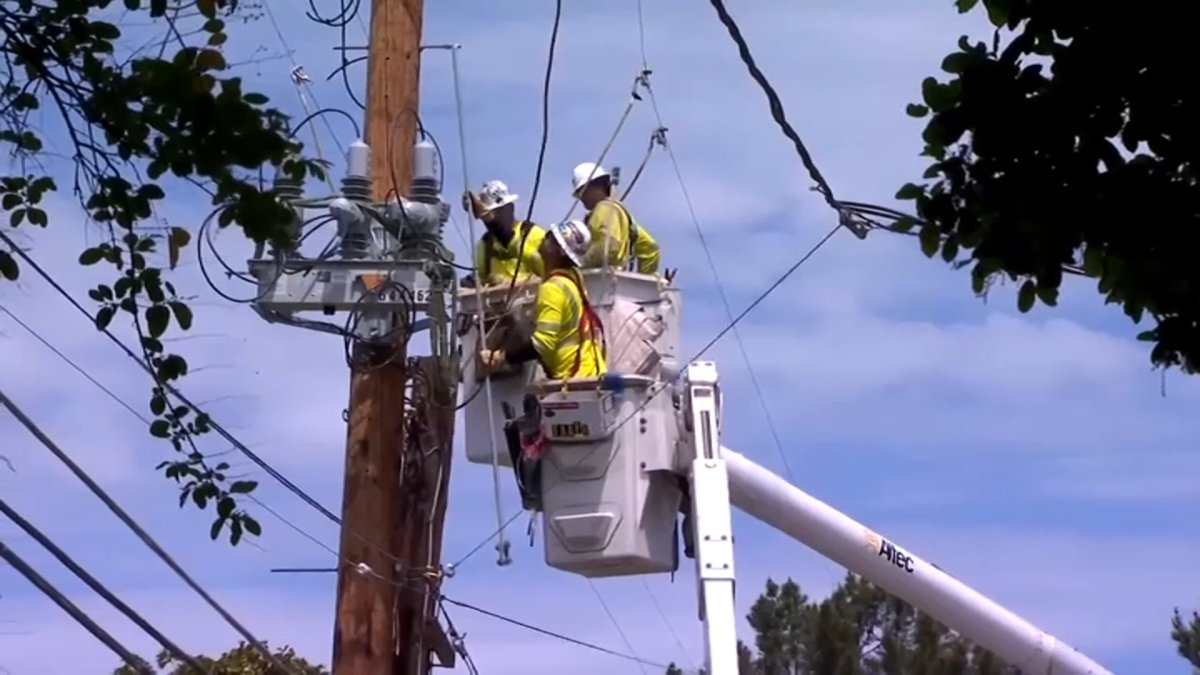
{"left": 479, "top": 349, "right": 506, "bottom": 373}
{"left": 462, "top": 190, "right": 486, "bottom": 219}
{"left": 663, "top": 267, "right": 678, "bottom": 284}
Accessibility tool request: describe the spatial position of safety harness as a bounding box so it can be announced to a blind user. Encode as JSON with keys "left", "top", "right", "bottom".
{"left": 586, "top": 200, "right": 642, "bottom": 272}
{"left": 544, "top": 267, "right": 606, "bottom": 379}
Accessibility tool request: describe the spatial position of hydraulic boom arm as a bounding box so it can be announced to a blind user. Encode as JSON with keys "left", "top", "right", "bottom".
{"left": 678, "top": 362, "right": 1110, "bottom": 675}
{"left": 724, "top": 450, "right": 1112, "bottom": 674}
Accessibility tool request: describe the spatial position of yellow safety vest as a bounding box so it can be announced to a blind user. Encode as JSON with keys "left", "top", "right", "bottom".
{"left": 530, "top": 269, "right": 606, "bottom": 380}
{"left": 474, "top": 221, "right": 546, "bottom": 285}
{"left": 582, "top": 199, "right": 660, "bottom": 274}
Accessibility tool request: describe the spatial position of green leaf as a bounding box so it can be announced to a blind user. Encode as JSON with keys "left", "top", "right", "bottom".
{"left": 217, "top": 496, "right": 236, "bottom": 519}
{"left": 243, "top": 93, "right": 269, "bottom": 105}
{"left": 149, "top": 419, "right": 171, "bottom": 438}
{"left": 242, "top": 514, "right": 262, "bottom": 537}
{"left": 138, "top": 184, "right": 165, "bottom": 200}
{"left": 230, "top": 480, "right": 258, "bottom": 494}
{"left": 169, "top": 301, "right": 193, "bottom": 330}
{"left": 941, "top": 52, "right": 973, "bottom": 75}
{"left": 95, "top": 305, "right": 116, "bottom": 330}
{"left": 1017, "top": 279, "right": 1036, "bottom": 313}
{"left": 10, "top": 208, "right": 25, "bottom": 227}
{"left": 905, "top": 103, "right": 929, "bottom": 118}
{"left": 940, "top": 235, "right": 959, "bottom": 263}
{"left": 1036, "top": 284, "right": 1059, "bottom": 307}
{"left": 210, "top": 515, "right": 226, "bottom": 540}
{"left": 955, "top": 0, "right": 979, "bottom": 11}
{"left": 145, "top": 304, "right": 171, "bottom": 338}
{"left": 918, "top": 224, "right": 940, "bottom": 258}
{"left": 229, "top": 517, "right": 243, "bottom": 546}
{"left": 168, "top": 227, "right": 190, "bottom": 269}
{"left": 195, "top": 49, "right": 227, "bottom": 71}
{"left": 921, "top": 77, "right": 956, "bottom": 112}
{"left": 79, "top": 247, "right": 105, "bottom": 266}
{"left": 895, "top": 183, "right": 923, "bottom": 201}
{"left": 0, "top": 250, "right": 17, "bottom": 281}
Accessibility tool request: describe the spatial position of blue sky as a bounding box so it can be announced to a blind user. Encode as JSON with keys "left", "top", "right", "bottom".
{"left": 1, "top": 2, "right": 1197, "bottom": 674}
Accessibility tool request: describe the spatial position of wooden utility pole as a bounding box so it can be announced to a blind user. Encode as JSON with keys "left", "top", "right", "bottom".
{"left": 331, "top": 1, "right": 430, "bottom": 674}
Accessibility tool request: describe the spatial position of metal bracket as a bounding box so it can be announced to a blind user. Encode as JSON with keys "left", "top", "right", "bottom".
{"left": 248, "top": 257, "right": 435, "bottom": 314}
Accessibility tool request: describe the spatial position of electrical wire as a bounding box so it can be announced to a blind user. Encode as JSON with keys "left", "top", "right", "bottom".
{"left": 0, "top": 539, "right": 152, "bottom": 674}
{"left": 0, "top": 498, "right": 208, "bottom": 673}
{"left": 640, "top": 578, "right": 695, "bottom": 672}
{"left": 289, "top": 106, "right": 362, "bottom": 141}
{"left": 502, "top": 0, "right": 562, "bottom": 303}
{"left": 441, "top": 596, "right": 672, "bottom": 670}
{"left": 0, "top": 235, "right": 427, "bottom": 578}
{"left": 0, "top": 389, "right": 299, "bottom": 674}
{"left": 587, "top": 579, "right": 650, "bottom": 675}
{"left": 706, "top": 0, "right": 840, "bottom": 212}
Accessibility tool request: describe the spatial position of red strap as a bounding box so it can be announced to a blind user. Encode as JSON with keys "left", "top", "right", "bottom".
{"left": 546, "top": 269, "right": 606, "bottom": 377}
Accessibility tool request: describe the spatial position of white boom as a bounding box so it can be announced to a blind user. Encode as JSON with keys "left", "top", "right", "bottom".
{"left": 675, "top": 362, "right": 1111, "bottom": 675}
{"left": 718, "top": 450, "right": 1112, "bottom": 674}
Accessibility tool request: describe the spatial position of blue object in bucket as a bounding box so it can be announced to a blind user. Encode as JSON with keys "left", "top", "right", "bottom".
{"left": 600, "top": 373, "right": 626, "bottom": 403}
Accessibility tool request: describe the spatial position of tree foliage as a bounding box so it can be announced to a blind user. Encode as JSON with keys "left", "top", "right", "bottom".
{"left": 113, "top": 641, "right": 328, "bottom": 674}
{"left": 899, "top": 0, "right": 1199, "bottom": 373}
{"left": 0, "top": 0, "right": 323, "bottom": 543}
{"left": 667, "top": 574, "right": 1015, "bottom": 675}
{"left": 1173, "top": 606, "right": 1200, "bottom": 669}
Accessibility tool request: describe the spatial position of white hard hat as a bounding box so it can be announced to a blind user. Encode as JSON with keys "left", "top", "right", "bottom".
{"left": 548, "top": 219, "right": 591, "bottom": 267}
{"left": 478, "top": 179, "right": 519, "bottom": 212}
{"left": 571, "top": 162, "right": 610, "bottom": 194}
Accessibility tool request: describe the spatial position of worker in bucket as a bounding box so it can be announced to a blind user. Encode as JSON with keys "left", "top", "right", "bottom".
{"left": 571, "top": 161, "right": 662, "bottom": 275}
{"left": 462, "top": 180, "right": 546, "bottom": 287}
{"left": 478, "top": 219, "right": 606, "bottom": 381}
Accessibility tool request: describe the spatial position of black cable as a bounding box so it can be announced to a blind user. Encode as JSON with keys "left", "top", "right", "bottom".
{"left": 0, "top": 539, "right": 152, "bottom": 674}
{"left": 521, "top": 0, "right": 562, "bottom": 226}
{"left": 0, "top": 498, "right": 208, "bottom": 673}
{"left": 502, "top": 0, "right": 563, "bottom": 297}
{"left": 706, "top": 0, "right": 841, "bottom": 212}
{"left": 0, "top": 234, "right": 382, "bottom": 546}
{"left": 441, "top": 596, "right": 671, "bottom": 670}
{"left": 0, "top": 389, "right": 299, "bottom": 675}
{"left": 289, "top": 106, "right": 361, "bottom": 141}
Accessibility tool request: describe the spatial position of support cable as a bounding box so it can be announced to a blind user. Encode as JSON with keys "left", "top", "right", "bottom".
{"left": 0, "top": 388, "right": 299, "bottom": 675}
{"left": 0, "top": 498, "right": 208, "bottom": 673}
{"left": 0, "top": 539, "right": 152, "bottom": 674}
{"left": 441, "top": 596, "right": 672, "bottom": 670}
{"left": 446, "top": 44, "right": 511, "bottom": 567}
{"left": 637, "top": 77, "right": 796, "bottom": 481}
{"left": 640, "top": 578, "right": 695, "bottom": 673}
{"left": 587, "top": 579, "right": 650, "bottom": 675}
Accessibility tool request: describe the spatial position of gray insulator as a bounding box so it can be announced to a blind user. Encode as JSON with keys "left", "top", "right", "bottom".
{"left": 341, "top": 175, "right": 372, "bottom": 202}
{"left": 339, "top": 229, "right": 370, "bottom": 259}
{"left": 273, "top": 175, "right": 303, "bottom": 201}
{"left": 409, "top": 177, "right": 440, "bottom": 205}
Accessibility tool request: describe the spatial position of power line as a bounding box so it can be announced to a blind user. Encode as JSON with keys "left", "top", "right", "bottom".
{"left": 587, "top": 579, "right": 650, "bottom": 675}
{"left": 0, "top": 388, "right": 298, "bottom": 675}
{"left": 0, "top": 538, "right": 151, "bottom": 674}
{"left": 0, "top": 234, "right": 419, "bottom": 574}
{"left": 706, "top": 0, "right": 840, "bottom": 211}
{"left": 0, "top": 498, "right": 207, "bottom": 673}
{"left": 441, "top": 596, "right": 672, "bottom": 670}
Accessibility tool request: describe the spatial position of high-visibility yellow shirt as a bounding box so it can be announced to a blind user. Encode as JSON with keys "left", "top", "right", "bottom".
{"left": 531, "top": 269, "right": 606, "bottom": 380}
{"left": 582, "top": 199, "right": 661, "bottom": 274}
{"left": 473, "top": 221, "right": 546, "bottom": 286}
